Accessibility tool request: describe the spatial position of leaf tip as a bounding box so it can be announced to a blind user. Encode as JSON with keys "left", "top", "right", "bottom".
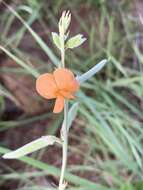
{"left": 2, "top": 153, "right": 15, "bottom": 159}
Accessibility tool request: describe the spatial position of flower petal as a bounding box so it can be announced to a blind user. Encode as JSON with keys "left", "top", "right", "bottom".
{"left": 53, "top": 96, "right": 64, "bottom": 113}
{"left": 53, "top": 68, "right": 79, "bottom": 92}
{"left": 36, "top": 73, "right": 57, "bottom": 99}
{"left": 68, "top": 78, "right": 79, "bottom": 92}
{"left": 60, "top": 90, "right": 75, "bottom": 99}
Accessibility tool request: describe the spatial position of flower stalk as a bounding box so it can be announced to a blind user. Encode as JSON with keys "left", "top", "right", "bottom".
{"left": 59, "top": 101, "right": 68, "bottom": 189}
{"left": 58, "top": 11, "right": 70, "bottom": 190}
{"left": 59, "top": 27, "right": 65, "bottom": 68}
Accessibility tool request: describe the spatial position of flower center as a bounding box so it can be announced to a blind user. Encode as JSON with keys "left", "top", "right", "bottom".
{"left": 55, "top": 89, "right": 72, "bottom": 99}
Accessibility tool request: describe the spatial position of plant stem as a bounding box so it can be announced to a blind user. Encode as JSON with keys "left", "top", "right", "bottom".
{"left": 60, "top": 34, "right": 65, "bottom": 68}
{"left": 59, "top": 26, "right": 68, "bottom": 189}
{"left": 59, "top": 101, "right": 68, "bottom": 190}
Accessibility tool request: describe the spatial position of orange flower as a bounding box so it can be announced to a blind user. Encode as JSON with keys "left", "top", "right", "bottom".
{"left": 36, "top": 68, "right": 79, "bottom": 113}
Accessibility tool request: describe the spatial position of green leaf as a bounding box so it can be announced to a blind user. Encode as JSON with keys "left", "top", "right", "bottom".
{"left": 0, "top": 147, "right": 110, "bottom": 190}
{"left": 3, "top": 3, "right": 59, "bottom": 66}
{"left": 0, "top": 46, "right": 39, "bottom": 78}
{"left": 120, "top": 183, "right": 135, "bottom": 190}
{"left": 66, "top": 34, "right": 86, "bottom": 49}
{"left": 52, "top": 32, "right": 61, "bottom": 49}
{"left": 3, "top": 136, "right": 61, "bottom": 159}
{"left": 76, "top": 59, "right": 107, "bottom": 84}
{"left": 67, "top": 102, "right": 79, "bottom": 130}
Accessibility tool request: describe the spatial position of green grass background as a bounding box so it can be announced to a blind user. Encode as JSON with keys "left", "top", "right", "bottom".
{"left": 0, "top": 0, "right": 143, "bottom": 189}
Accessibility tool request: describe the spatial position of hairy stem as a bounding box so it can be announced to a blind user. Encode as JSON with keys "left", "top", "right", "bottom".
{"left": 60, "top": 34, "right": 65, "bottom": 68}
{"left": 59, "top": 25, "right": 68, "bottom": 189}
{"left": 59, "top": 101, "right": 68, "bottom": 189}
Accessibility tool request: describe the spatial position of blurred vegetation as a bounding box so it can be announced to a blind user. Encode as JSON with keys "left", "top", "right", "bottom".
{"left": 0, "top": 0, "right": 143, "bottom": 190}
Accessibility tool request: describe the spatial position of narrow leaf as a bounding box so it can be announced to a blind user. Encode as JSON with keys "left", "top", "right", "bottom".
{"left": 3, "top": 136, "right": 61, "bottom": 159}
{"left": 3, "top": 2, "right": 59, "bottom": 66}
{"left": 0, "top": 83, "right": 19, "bottom": 105}
{"left": 0, "top": 46, "right": 39, "bottom": 78}
{"left": 52, "top": 32, "right": 61, "bottom": 49}
{"left": 0, "top": 147, "right": 110, "bottom": 190}
{"left": 66, "top": 34, "right": 86, "bottom": 49}
{"left": 76, "top": 59, "right": 107, "bottom": 84}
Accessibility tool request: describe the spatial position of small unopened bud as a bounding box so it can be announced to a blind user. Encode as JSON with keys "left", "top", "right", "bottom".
{"left": 59, "top": 10, "right": 71, "bottom": 36}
